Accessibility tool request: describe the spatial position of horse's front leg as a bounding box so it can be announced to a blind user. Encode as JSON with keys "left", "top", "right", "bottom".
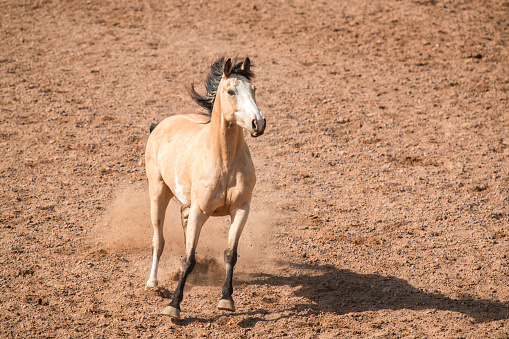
{"left": 218, "top": 203, "right": 250, "bottom": 312}
{"left": 161, "top": 206, "right": 208, "bottom": 319}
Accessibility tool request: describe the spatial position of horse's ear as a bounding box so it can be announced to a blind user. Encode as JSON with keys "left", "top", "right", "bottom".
{"left": 224, "top": 58, "right": 232, "bottom": 77}
{"left": 242, "top": 58, "right": 250, "bottom": 72}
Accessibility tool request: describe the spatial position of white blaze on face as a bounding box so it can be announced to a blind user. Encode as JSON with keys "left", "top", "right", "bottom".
{"left": 174, "top": 173, "right": 188, "bottom": 205}
{"left": 234, "top": 81, "right": 265, "bottom": 130}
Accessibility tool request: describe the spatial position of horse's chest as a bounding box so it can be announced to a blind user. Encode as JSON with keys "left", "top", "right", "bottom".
{"left": 205, "top": 171, "right": 254, "bottom": 216}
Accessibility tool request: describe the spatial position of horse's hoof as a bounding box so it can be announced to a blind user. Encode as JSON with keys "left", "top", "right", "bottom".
{"left": 161, "top": 306, "right": 180, "bottom": 319}
{"left": 217, "top": 299, "right": 236, "bottom": 312}
{"left": 145, "top": 280, "right": 158, "bottom": 290}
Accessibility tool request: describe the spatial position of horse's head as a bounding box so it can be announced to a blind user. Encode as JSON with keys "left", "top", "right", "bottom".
{"left": 218, "top": 58, "right": 266, "bottom": 137}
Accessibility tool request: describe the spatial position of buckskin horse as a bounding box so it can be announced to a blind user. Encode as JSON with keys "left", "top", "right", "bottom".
{"left": 144, "top": 57, "right": 266, "bottom": 319}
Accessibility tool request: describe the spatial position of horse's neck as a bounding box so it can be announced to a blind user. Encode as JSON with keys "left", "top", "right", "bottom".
{"left": 208, "top": 102, "right": 245, "bottom": 168}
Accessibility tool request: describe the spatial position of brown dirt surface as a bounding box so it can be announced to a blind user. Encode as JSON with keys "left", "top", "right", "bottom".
{"left": 1, "top": 0, "right": 509, "bottom": 337}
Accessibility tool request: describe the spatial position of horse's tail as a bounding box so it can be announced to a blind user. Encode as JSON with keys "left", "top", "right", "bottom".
{"left": 149, "top": 123, "right": 158, "bottom": 134}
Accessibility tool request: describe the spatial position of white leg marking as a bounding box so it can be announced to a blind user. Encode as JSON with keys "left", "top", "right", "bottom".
{"left": 146, "top": 251, "right": 159, "bottom": 288}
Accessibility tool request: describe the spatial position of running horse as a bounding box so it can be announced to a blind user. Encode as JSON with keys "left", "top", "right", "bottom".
{"left": 144, "top": 57, "right": 266, "bottom": 319}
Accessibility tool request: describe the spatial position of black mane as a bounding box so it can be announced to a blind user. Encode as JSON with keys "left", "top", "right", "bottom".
{"left": 188, "top": 57, "right": 254, "bottom": 114}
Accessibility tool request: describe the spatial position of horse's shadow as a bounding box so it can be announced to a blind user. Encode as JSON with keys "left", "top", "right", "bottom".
{"left": 172, "top": 262, "right": 509, "bottom": 326}
{"left": 242, "top": 262, "right": 509, "bottom": 324}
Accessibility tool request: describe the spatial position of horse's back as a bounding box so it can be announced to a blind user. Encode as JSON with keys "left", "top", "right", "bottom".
{"left": 184, "top": 113, "right": 211, "bottom": 124}
{"left": 146, "top": 114, "right": 209, "bottom": 182}
{"left": 148, "top": 114, "right": 209, "bottom": 146}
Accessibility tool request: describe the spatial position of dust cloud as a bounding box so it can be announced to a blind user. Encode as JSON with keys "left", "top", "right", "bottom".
{"left": 93, "top": 183, "right": 274, "bottom": 286}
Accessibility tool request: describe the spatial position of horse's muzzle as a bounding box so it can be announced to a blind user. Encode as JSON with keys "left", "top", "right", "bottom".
{"left": 251, "top": 118, "right": 266, "bottom": 137}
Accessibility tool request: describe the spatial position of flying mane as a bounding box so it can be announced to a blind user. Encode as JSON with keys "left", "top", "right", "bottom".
{"left": 188, "top": 57, "right": 254, "bottom": 115}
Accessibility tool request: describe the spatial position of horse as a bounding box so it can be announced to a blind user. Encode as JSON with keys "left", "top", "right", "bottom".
{"left": 144, "top": 57, "right": 266, "bottom": 319}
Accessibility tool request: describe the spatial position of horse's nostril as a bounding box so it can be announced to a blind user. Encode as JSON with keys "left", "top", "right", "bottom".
{"left": 252, "top": 119, "right": 258, "bottom": 131}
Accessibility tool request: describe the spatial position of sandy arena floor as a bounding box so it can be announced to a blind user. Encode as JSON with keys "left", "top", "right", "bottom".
{"left": 1, "top": 0, "right": 508, "bottom": 337}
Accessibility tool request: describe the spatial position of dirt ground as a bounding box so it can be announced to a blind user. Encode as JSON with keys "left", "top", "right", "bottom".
{"left": 1, "top": 0, "right": 508, "bottom": 337}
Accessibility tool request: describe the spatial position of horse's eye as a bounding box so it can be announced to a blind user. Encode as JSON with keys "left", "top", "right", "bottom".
{"left": 227, "top": 89, "right": 236, "bottom": 96}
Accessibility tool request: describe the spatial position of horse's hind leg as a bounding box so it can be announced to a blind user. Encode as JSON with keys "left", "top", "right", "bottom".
{"left": 180, "top": 205, "right": 190, "bottom": 243}
{"left": 145, "top": 179, "right": 172, "bottom": 289}
{"left": 218, "top": 204, "right": 250, "bottom": 312}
